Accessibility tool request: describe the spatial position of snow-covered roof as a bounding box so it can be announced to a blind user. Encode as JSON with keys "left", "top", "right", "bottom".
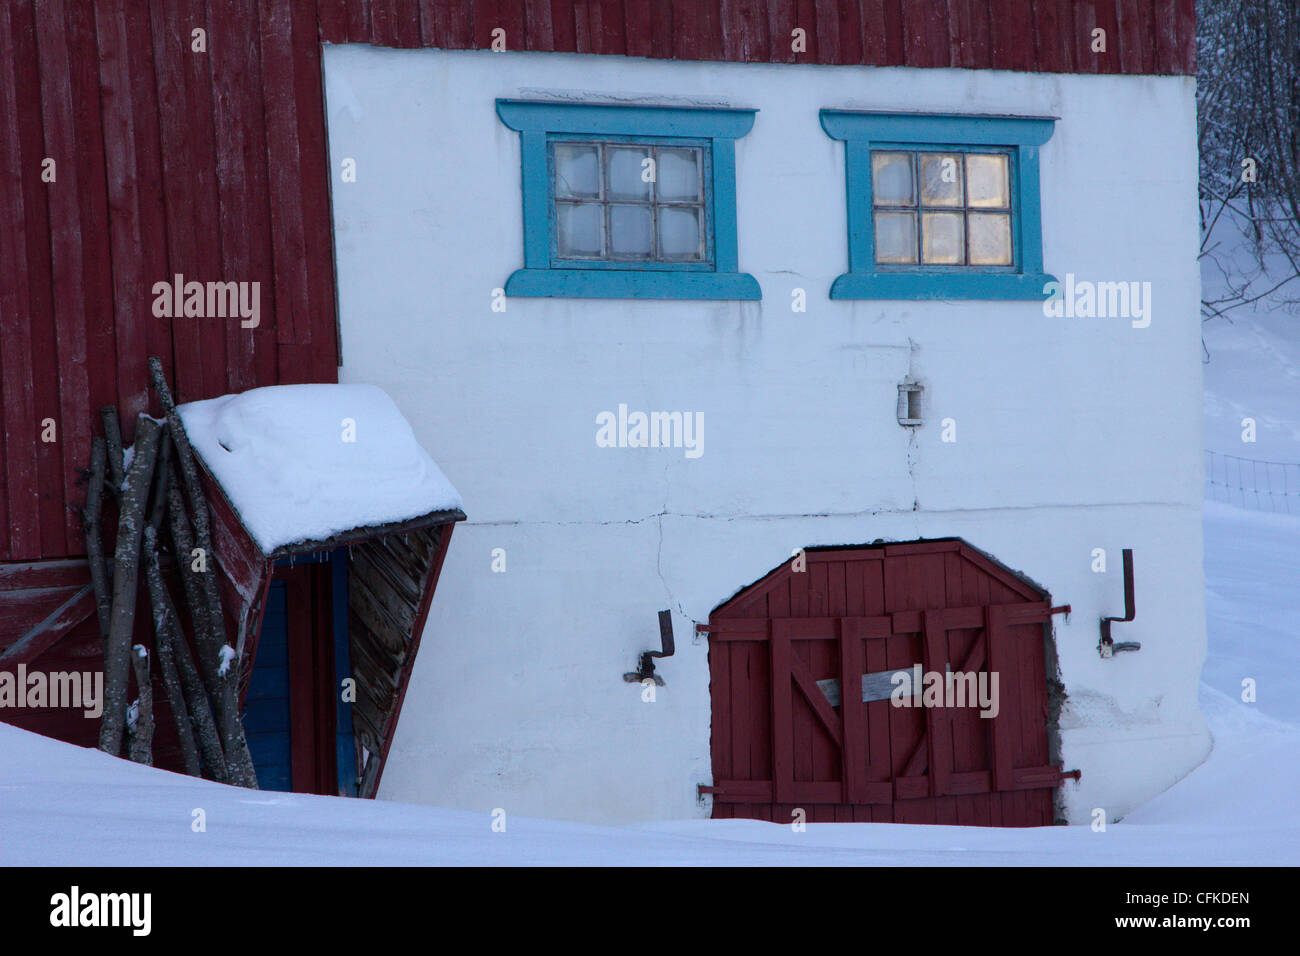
{"left": 178, "top": 384, "right": 462, "bottom": 554}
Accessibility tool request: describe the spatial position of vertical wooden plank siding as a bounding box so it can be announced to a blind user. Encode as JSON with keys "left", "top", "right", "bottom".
{"left": 125, "top": 0, "right": 175, "bottom": 405}
{"left": 290, "top": 0, "right": 340, "bottom": 382}
{"left": 285, "top": 563, "right": 318, "bottom": 793}
{"left": 922, "top": 609, "right": 954, "bottom": 797}
{"left": 0, "top": 0, "right": 42, "bottom": 560}
{"left": 524, "top": 0, "right": 555, "bottom": 51}
{"left": 945, "top": 0, "right": 971, "bottom": 69}
{"left": 317, "top": 0, "right": 350, "bottom": 42}
{"left": 1033, "top": 1, "right": 1070, "bottom": 76}
{"left": 34, "top": 0, "right": 93, "bottom": 556}
{"left": 345, "top": 0, "right": 372, "bottom": 42}
{"left": 984, "top": 604, "right": 1015, "bottom": 792}
{"left": 1094, "top": 0, "right": 1120, "bottom": 73}
{"left": 1114, "top": 0, "right": 1147, "bottom": 75}
{"left": 1152, "top": 0, "right": 1181, "bottom": 75}
{"left": 188, "top": 1, "right": 234, "bottom": 404}
{"left": 838, "top": 617, "right": 867, "bottom": 803}
{"left": 63, "top": 2, "right": 114, "bottom": 441}
{"left": 150, "top": 0, "right": 200, "bottom": 401}
{"left": 259, "top": 0, "right": 308, "bottom": 351}
{"left": 222, "top": 1, "right": 276, "bottom": 394}
{"left": 769, "top": 620, "right": 795, "bottom": 803}
{"left": 94, "top": 4, "right": 149, "bottom": 436}
{"left": 367, "top": 0, "right": 398, "bottom": 48}
{"left": 14, "top": 0, "right": 66, "bottom": 560}
{"left": 1174, "top": 0, "right": 1195, "bottom": 73}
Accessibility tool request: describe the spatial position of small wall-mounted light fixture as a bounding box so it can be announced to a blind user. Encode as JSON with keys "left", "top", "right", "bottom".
{"left": 897, "top": 381, "right": 924, "bottom": 427}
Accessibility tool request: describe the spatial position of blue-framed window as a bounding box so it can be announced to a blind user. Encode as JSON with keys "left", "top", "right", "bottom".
{"left": 496, "top": 100, "right": 761, "bottom": 300}
{"left": 819, "top": 111, "right": 1057, "bottom": 300}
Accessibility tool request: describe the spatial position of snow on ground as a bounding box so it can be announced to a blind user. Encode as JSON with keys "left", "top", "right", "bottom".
{"left": 0, "top": 501, "right": 1296, "bottom": 866}
{"left": 178, "top": 384, "right": 462, "bottom": 553}
{"left": 1202, "top": 503, "right": 1300, "bottom": 725}
{"left": 1204, "top": 315, "right": 1300, "bottom": 461}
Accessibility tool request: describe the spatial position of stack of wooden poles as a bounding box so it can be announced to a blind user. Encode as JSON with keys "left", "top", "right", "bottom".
{"left": 84, "top": 356, "right": 257, "bottom": 788}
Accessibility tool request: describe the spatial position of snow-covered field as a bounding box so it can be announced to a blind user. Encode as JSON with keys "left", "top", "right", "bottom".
{"left": 0, "top": 501, "right": 1296, "bottom": 865}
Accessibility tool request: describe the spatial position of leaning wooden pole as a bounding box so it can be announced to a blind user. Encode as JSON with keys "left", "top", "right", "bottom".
{"left": 128, "top": 643, "right": 154, "bottom": 765}
{"left": 142, "top": 525, "right": 205, "bottom": 778}
{"left": 147, "top": 430, "right": 173, "bottom": 534}
{"left": 148, "top": 358, "right": 258, "bottom": 788}
{"left": 162, "top": 480, "right": 231, "bottom": 782}
{"left": 98, "top": 415, "right": 163, "bottom": 757}
{"left": 100, "top": 405, "right": 125, "bottom": 493}
{"left": 165, "top": 480, "right": 209, "bottom": 648}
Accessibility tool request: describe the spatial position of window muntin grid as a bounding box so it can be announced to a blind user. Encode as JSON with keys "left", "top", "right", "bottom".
{"left": 550, "top": 140, "right": 710, "bottom": 265}
{"left": 870, "top": 149, "right": 1014, "bottom": 268}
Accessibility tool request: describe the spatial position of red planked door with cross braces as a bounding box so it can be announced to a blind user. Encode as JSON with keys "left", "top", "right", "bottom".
{"left": 705, "top": 540, "right": 1073, "bottom": 827}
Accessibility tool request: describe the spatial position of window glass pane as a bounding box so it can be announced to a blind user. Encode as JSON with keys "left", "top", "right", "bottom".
{"left": 921, "top": 212, "right": 964, "bottom": 264}
{"left": 659, "top": 206, "right": 702, "bottom": 259}
{"left": 607, "top": 146, "right": 652, "bottom": 201}
{"left": 556, "top": 202, "right": 603, "bottom": 257}
{"left": 966, "top": 153, "right": 1009, "bottom": 208}
{"left": 919, "top": 153, "right": 962, "bottom": 207}
{"left": 554, "top": 144, "right": 601, "bottom": 199}
{"left": 969, "top": 213, "right": 1012, "bottom": 265}
{"left": 871, "top": 152, "right": 914, "bottom": 206}
{"left": 551, "top": 139, "right": 713, "bottom": 265}
{"left": 874, "top": 212, "right": 917, "bottom": 263}
{"left": 609, "top": 204, "right": 653, "bottom": 258}
{"left": 657, "top": 148, "right": 701, "bottom": 201}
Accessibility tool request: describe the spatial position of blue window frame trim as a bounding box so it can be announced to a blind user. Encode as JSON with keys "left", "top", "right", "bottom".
{"left": 496, "top": 100, "right": 761, "bottom": 300}
{"left": 819, "top": 110, "right": 1057, "bottom": 301}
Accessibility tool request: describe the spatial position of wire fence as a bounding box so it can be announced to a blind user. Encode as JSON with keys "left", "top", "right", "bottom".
{"left": 1205, "top": 450, "right": 1300, "bottom": 514}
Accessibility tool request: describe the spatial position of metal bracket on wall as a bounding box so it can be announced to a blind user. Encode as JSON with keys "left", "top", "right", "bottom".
{"left": 624, "top": 610, "right": 675, "bottom": 686}
{"left": 1099, "top": 548, "right": 1140, "bottom": 658}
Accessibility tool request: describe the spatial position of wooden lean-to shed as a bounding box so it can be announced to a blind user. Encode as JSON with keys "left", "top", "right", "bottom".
{"left": 178, "top": 383, "right": 464, "bottom": 796}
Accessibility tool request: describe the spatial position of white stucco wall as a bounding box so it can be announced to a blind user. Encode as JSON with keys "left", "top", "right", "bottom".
{"left": 321, "top": 45, "right": 1209, "bottom": 825}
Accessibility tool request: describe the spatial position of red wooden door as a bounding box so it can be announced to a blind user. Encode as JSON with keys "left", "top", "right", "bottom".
{"left": 706, "top": 541, "right": 1070, "bottom": 827}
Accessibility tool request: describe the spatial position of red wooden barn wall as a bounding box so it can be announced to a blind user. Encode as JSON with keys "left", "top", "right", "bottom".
{"left": 0, "top": 0, "right": 339, "bottom": 564}
{"left": 0, "top": 1, "right": 1195, "bottom": 565}
{"left": 315, "top": 0, "right": 1196, "bottom": 74}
